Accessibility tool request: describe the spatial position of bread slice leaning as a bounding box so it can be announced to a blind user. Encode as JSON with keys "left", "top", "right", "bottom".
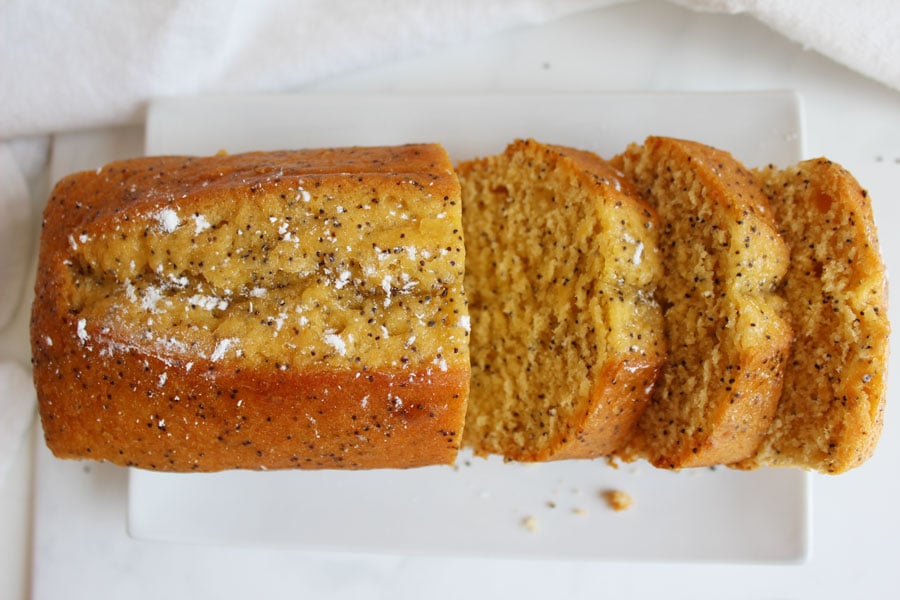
{"left": 735, "top": 158, "right": 889, "bottom": 474}
{"left": 459, "top": 139, "right": 665, "bottom": 461}
{"left": 612, "top": 137, "right": 793, "bottom": 468}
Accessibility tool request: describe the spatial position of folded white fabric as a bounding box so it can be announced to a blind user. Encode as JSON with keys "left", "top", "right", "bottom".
{"left": 2, "top": 0, "right": 897, "bottom": 145}
{"left": 672, "top": 0, "right": 900, "bottom": 92}
{"left": 0, "top": 362, "right": 35, "bottom": 482}
{"left": 0, "top": 143, "right": 32, "bottom": 331}
{"left": 0, "top": 0, "right": 619, "bottom": 140}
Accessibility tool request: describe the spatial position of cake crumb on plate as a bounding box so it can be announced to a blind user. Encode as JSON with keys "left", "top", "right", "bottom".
{"left": 602, "top": 489, "right": 633, "bottom": 511}
{"left": 521, "top": 515, "right": 539, "bottom": 533}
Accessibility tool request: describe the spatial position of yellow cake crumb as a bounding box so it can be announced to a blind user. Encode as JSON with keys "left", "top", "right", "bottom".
{"left": 602, "top": 489, "right": 633, "bottom": 511}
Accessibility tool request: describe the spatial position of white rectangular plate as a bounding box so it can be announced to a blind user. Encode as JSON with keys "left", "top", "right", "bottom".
{"left": 130, "top": 92, "right": 808, "bottom": 562}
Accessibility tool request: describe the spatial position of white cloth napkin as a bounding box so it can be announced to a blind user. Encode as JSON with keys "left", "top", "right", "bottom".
{"left": 2, "top": 0, "right": 896, "bottom": 142}
{"left": 0, "top": 362, "right": 36, "bottom": 482}
{"left": 0, "top": 0, "right": 621, "bottom": 139}
{"left": 0, "top": 143, "right": 32, "bottom": 330}
{"left": 671, "top": 0, "right": 900, "bottom": 93}
{"left": 0, "top": 0, "right": 898, "bottom": 482}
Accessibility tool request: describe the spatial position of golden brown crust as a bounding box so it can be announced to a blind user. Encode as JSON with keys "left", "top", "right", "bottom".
{"left": 547, "top": 357, "right": 661, "bottom": 460}
{"left": 32, "top": 325, "right": 468, "bottom": 470}
{"left": 31, "top": 144, "right": 470, "bottom": 471}
{"left": 612, "top": 137, "right": 792, "bottom": 469}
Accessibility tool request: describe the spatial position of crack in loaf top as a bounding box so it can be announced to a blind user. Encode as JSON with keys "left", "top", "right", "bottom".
{"left": 38, "top": 144, "right": 468, "bottom": 373}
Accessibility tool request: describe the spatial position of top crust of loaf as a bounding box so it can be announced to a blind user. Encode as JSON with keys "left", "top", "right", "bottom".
{"left": 736, "top": 158, "right": 889, "bottom": 474}
{"left": 31, "top": 144, "right": 470, "bottom": 471}
{"left": 613, "top": 137, "right": 792, "bottom": 468}
{"left": 459, "top": 139, "right": 665, "bottom": 461}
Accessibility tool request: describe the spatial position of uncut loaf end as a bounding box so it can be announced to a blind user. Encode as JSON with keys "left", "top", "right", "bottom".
{"left": 31, "top": 144, "right": 470, "bottom": 472}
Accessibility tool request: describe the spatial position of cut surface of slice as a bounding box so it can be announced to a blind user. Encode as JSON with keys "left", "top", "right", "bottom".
{"left": 612, "top": 137, "right": 792, "bottom": 468}
{"left": 736, "top": 158, "right": 889, "bottom": 474}
{"left": 459, "top": 139, "right": 665, "bottom": 461}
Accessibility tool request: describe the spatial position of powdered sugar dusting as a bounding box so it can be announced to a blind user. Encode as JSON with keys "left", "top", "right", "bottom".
{"left": 381, "top": 275, "right": 392, "bottom": 307}
{"left": 187, "top": 294, "right": 229, "bottom": 312}
{"left": 192, "top": 214, "right": 211, "bottom": 234}
{"left": 334, "top": 270, "right": 352, "bottom": 290}
{"left": 324, "top": 332, "right": 347, "bottom": 356}
{"left": 210, "top": 338, "right": 236, "bottom": 361}
{"left": 154, "top": 208, "right": 181, "bottom": 233}
{"left": 76, "top": 319, "right": 89, "bottom": 343}
{"left": 140, "top": 285, "right": 165, "bottom": 312}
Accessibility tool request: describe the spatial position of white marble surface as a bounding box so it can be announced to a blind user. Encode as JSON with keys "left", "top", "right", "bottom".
{"left": 3, "top": 1, "right": 900, "bottom": 597}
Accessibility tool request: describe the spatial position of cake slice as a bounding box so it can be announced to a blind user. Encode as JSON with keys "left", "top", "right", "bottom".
{"left": 458, "top": 139, "right": 665, "bottom": 461}
{"left": 612, "top": 137, "right": 793, "bottom": 468}
{"left": 736, "top": 158, "right": 889, "bottom": 474}
{"left": 31, "top": 144, "right": 470, "bottom": 471}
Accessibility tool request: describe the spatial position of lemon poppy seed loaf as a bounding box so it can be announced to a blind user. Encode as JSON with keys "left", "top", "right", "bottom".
{"left": 612, "top": 137, "right": 793, "bottom": 468}
{"left": 736, "top": 158, "right": 889, "bottom": 474}
{"left": 31, "top": 137, "right": 889, "bottom": 475}
{"left": 459, "top": 139, "right": 665, "bottom": 461}
{"left": 31, "top": 144, "right": 470, "bottom": 471}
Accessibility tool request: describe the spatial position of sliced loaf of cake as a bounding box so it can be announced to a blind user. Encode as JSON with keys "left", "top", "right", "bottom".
{"left": 735, "top": 158, "right": 889, "bottom": 474}
{"left": 612, "top": 137, "right": 793, "bottom": 468}
{"left": 459, "top": 139, "right": 665, "bottom": 461}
